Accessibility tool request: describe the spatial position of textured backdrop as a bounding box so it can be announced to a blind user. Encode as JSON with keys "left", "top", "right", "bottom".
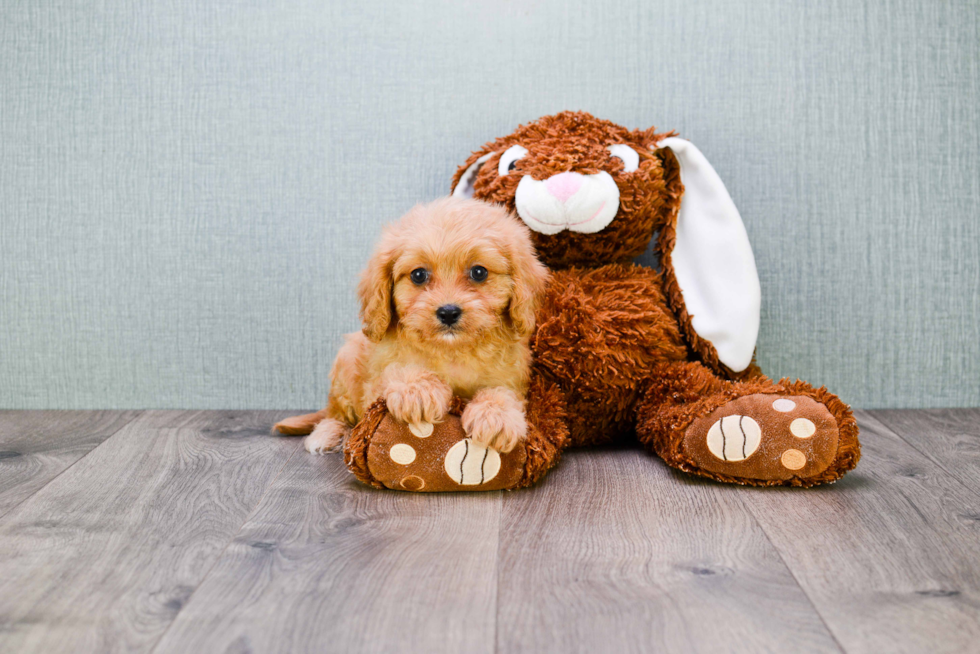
{"left": 1, "top": 0, "right": 978, "bottom": 409}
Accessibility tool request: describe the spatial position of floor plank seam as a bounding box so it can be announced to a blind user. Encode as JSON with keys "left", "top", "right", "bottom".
{"left": 734, "top": 493, "right": 849, "bottom": 654}
{"left": 0, "top": 411, "right": 145, "bottom": 522}
{"left": 863, "top": 411, "right": 980, "bottom": 501}
{"left": 147, "top": 435, "right": 305, "bottom": 654}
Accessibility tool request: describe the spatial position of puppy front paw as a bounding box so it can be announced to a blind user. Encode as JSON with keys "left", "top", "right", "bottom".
{"left": 304, "top": 419, "right": 348, "bottom": 454}
{"left": 381, "top": 365, "right": 453, "bottom": 426}
{"left": 461, "top": 387, "right": 527, "bottom": 453}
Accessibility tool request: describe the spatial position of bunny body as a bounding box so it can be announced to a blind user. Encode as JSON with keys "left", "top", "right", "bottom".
{"left": 532, "top": 263, "right": 687, "bottom": 447}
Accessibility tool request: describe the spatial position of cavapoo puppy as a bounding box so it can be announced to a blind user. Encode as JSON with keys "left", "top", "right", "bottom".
{"left": 274, "top": 196, "right": 549, "bottom": 455}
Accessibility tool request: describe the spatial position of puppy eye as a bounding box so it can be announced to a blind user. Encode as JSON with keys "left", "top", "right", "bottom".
{"left": 469, "top": 265, "right": 488, "bottom": 282}
{"left": 498, "top": 145, "right": 528, "bottom": 176}
{"left": 410, "top": 268, "right": 429, "bottom": 285}
{"left": 607, "top": 144, "right": 639, "bottom": 173}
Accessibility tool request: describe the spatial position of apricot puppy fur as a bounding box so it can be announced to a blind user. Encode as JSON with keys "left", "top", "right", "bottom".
{"left": 274, "top": 197, "right": 549, "bottom": 455}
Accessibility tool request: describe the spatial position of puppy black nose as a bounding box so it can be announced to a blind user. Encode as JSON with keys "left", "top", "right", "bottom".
{"left": 436, "top": 304, "right": 462, "bottom": 326}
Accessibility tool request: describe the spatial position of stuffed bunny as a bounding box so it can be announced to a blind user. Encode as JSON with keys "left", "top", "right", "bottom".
{"left": 343, "top": 111, "right": 860, "bottom": 490}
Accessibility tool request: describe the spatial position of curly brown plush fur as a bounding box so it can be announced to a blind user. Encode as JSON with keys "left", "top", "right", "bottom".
{"left": 532, "top": 264, "right": 687, "bottom": 446}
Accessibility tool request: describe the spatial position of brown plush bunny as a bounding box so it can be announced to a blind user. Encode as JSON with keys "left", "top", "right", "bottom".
{"left": 342, "top": 111, "right": 860, "bottom": 491}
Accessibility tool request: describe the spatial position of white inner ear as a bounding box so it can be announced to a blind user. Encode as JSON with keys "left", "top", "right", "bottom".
{"left": 452, "top": 152, "right": 494, "bottom": 199}
{"left": 658, "top": 137, "right": 761, "bottom": 372}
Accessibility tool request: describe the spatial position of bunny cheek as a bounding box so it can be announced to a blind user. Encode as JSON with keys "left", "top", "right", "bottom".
{"left": 514, "top": 171, "right": 620, "bottom": 235}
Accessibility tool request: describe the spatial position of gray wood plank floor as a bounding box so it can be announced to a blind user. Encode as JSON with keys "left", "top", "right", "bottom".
{"left": 0, "top": 409, "right": 977, "bottom": 654}
{"left": 0, "top": 410, "right": 141, "bottom": 518}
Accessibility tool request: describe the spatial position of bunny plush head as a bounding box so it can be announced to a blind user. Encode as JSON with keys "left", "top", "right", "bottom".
{"left": 451, "top": 111, "right": 761, "bottom": 373}
{"left": 451, "top": 111, "right": 674, "bottom": 268}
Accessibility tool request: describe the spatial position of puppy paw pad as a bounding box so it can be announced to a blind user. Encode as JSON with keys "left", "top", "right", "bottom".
{"left": 706, "top": 415, "right": 761, "bottom": 462}
{"left": 444, "top": 439, "right": 501, "bottom": 485}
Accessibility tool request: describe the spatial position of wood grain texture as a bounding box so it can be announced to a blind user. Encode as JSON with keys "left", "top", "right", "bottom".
{"left": 0, "top": 410, "right": 141, "bottom": 518}
{"left": 496, "top": 447, "right": 841, "bottom": 654}
{"left": 153, "top": 449, "right": 502, "bottom": 654}
{"left": 2, "top": 410, "right": 980, "bottom": 653}
{"left": 739, "top": 410, "right": 980, "bottom": 654}
{"left": 0, "top": 411, "right": 298, "bottom": 653}
{"left": 870, "top": 409, "right": 980, "bottom": 497}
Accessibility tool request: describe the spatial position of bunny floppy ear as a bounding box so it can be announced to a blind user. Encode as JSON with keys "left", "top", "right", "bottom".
{"left": 656, "top": 137, "right": 761, "bottom": 374}
{"left": 451, "top": 152, "right": 494, "bottom": 199}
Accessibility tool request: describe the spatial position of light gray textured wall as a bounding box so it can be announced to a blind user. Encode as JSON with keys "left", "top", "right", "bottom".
{"left": 1, "top": 0, "right": 978, "bottom": 409}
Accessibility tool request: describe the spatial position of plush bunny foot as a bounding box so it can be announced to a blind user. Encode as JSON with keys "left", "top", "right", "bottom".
{"left": 683, "top": 394, "right": 843, "bottom": 483}
{"left": 636, "top": 365, "right": 860, "bottom": 487}
{"left": 344, "top": 378, "right": 568, "bottom": 492}
{"left": 344, "top": 397, "right": 526, "bottom": 491}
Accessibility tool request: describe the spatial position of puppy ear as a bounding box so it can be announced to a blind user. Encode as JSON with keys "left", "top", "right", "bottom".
{"left": 357, "top": 236, "right": 397, "bottom": 342}
{"left": 655, "top": 137, "right": 760, "bottom": 374}
{"left": 451, "top": 151, "right": 494, "bottom": 199}
{"left": 506, "top": 225, "right": 550, "bottom": 338}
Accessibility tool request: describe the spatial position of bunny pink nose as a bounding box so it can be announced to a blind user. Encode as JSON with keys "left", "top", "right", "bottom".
{"left": 544, "top": 172, "right": 583, "bottom": 204}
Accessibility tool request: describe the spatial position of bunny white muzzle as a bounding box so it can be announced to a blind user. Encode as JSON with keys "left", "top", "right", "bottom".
{"left": 514, "top": 171, "right": 619, "bottom": 235}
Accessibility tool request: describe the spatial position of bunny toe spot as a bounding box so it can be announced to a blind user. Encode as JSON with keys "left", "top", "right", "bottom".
{"left": 409, "top": 422, "right": 434, "bottom": 438}
{"left": 772, "top": 399, "right": 796, "bottom": 412}
{"left": 790, "top": 418, "right": 816, "bottom": 439}
{"left": 781, "top": 449, "right": 807, "bottom": 470}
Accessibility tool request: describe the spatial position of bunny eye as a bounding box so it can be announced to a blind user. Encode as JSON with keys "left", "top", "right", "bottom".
{"left": 607, "top": 144, "right": 640, "bottom": 173}
{"left": 498, "top": 145, "right": 528, "bottom": 175}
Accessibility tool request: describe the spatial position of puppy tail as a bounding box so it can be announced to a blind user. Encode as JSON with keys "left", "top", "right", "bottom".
{"left": 273, "top": 409, "right": 330, "bottom": 436}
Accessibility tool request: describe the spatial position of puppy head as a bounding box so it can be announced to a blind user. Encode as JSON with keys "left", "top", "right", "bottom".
{"left": 358, "top": 197, "right": 548, "bottom": 346}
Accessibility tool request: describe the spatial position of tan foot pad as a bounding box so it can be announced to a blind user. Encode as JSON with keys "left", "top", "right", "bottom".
{"left": 684, "top": 394, "right": 839, "bottom": 481}
{"left": 365, "top": 413, "right": 526, "bottom": 492}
